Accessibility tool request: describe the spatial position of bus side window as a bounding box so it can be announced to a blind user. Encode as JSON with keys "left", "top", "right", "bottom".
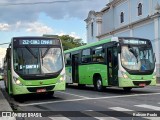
{"left": 108, "top": 51, "right": 112, "bottom": 67}
{"left": 82, "top": 49, "right": 91, "bottom": 63}
{"left": 65, "top": 53, "right": 71, "bottom": 65}
{"left": 92, "top": 46, "right": 104, "bottom": 63}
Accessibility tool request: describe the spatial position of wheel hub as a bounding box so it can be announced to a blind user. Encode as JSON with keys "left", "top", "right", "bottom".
{"left": 97, "top": 79, "right": 101, "bottom": 89}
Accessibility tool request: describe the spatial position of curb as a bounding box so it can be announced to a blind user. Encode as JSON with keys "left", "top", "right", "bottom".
{"left": 0, "top": 81, "right": 16, "bottom": 120}
{"left": 0, "top": 90, "right": 13, "bottom": 111}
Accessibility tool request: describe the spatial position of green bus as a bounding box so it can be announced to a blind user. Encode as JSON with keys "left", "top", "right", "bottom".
{"left": 64, "top": 37, "right": 156, "bottom": 91}
{"left": 3, "top": 36, "right": 65, "bottom": 96}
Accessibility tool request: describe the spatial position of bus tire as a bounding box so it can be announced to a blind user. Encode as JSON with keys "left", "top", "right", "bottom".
{"left": 123, "top": 87, "right": 132, "bottom": 92}
{"left": 94, "top": 76, "right": 104, "bottom": 92}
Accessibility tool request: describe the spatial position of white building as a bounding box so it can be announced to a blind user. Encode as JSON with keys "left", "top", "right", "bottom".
{"left": 85, "top": 0, "right": 160, "bottom": 77}
{"left": 0, "top": 48, "right": 6, "bottom": 69}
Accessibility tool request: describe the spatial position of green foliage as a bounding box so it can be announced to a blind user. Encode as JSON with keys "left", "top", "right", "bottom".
{"left": 59, "top": 35, "right": 86, "bottom": 50}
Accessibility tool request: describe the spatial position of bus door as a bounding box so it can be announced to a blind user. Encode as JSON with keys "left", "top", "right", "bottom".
{"left": 107, "top": 47, "right": 118, "bottom": 86}
{"left": 72, "top": 54, "right": 79, "bottom": 83}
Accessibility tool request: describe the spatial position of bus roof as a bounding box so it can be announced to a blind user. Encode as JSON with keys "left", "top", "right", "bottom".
{"left": 11, "top": 36, "right": 59, "bottom": 40}
{"left": 64, "top": 37, "right": 151, "bottom": 53}
{"left": 64, "top": 37, "right": 112, "bottom": 53}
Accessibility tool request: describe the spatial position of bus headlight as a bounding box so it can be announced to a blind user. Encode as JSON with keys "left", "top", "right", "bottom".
{"left": 121, "top": 71, "right": 128, "bottom": 79}
{"left": 153, "top": 76, "right": 156, "bottom": 79}
{"left": 16, "top": 80, "right": 21, "bottom": 85}
{"left": 153, "top": 73, "right": 156, "bottom": 79}
{"left": 60, "top": 77, "right": 64, "bottom": 81}
{"left": 58, "top": 75, "right": 65, "bottom": 83}
{"left": 13, "top": 77, "right": 22, "bottom": 85}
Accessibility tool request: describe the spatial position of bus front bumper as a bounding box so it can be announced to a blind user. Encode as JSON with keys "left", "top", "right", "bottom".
{"left": 118, "top": 77, "right": 156, "bottom": 88}
{"left": 12, "top": 81, "right": 65, "bottom": 95}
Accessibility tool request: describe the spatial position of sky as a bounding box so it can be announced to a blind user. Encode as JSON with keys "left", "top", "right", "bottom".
{"left": 0, "top": 0, "right": 109, "bottom": 67}
{"left": 0, "top": 0, "right": 109, "bottom": 45}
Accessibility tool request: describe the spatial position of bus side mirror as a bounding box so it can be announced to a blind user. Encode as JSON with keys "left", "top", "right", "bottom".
{"left": 154, "top": 53, "right": 156, "bottom": 62}
{"left": 7, "top": 48, "right": 11, "bottom": 58}
{"left": 67, "top": 59, "right": 71, "bottom": 65}
{"left": 114, "top": 42, "right": 121, "bottom": 53}
{"left": 101, "top": 48, "right": 105, "bottom": 53}
{"left": 117, "top": 46, "right": 121, "bottom": 53}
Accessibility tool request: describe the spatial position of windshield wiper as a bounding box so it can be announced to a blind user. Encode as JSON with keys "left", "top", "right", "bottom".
{"left": 41, "top": 47, "right": 50, "bottom": 58}
{"left": 25, "top": 46, "right": 37, "bottom": 59}
{"left": 129, "top": 47, "right": 139, "bottom": 63}
{"left": 41, "top": 47, "right": 51, "bottom": 66}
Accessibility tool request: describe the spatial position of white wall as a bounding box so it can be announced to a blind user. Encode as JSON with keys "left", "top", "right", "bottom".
{"left": 133, "top": 22, "right": 154, "bottom": 40}
{"left": 114, "top": 0, "right": 129, "bottom": 29}
{"left": 130, "top": 0, "right": 150, "bottom": 23}
{"left": 87, "top": 15, "right": 98, "bottom": 43}
{"left": 102, "top": 9, "right": 114, "bottom": 34}
{"left": 152, "top": 0, "right": 160, "bottom": 14}
{"left": 114, "top": 30, "right": 130, "bottom": 37}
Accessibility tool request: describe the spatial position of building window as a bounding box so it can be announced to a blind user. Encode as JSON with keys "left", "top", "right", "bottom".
{"left": 138, "top": 3, "right": 142, "bottom": 16}
{"left": 120, "top": 12, "right": 124, "bottom": 23}
{"left": 91, "top": 22, "right": 94, "bottom": 37}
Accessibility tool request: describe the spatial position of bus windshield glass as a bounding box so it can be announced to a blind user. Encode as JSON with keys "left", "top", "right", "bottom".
{"left": 13, "top": 38, "right": 63, "bottom": 75}
{"left": 120, "top": 38, "right": 155, "bottom": 73}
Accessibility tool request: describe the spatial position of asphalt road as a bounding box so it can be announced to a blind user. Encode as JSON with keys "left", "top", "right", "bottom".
{"left": 1, "top": 82, "right": 160, "bottom": 120}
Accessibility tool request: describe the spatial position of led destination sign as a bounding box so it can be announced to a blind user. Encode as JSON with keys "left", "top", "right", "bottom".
{"left": 123, "top": 40, "right": 147, "bottom": 44}
{"left": 19, "top": 40, "right": 54, "bottom": 45}
{"left": 16, "top": 39, "right": 60, "bottom": 46}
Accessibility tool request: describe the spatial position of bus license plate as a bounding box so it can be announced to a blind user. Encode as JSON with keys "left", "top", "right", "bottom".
{"left": 36, "top": 88, "right": 46, "bottom": 93}
{"left": 139, "top": 83, "right": 146, "bottom": 87}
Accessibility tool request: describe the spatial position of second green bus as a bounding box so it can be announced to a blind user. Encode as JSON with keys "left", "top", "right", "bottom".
{"left": 64, "top": 37, "right": 156, "bottom": 91}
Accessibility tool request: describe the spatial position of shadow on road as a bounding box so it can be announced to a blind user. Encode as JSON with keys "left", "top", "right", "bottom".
{"left": 66, "top": 84, "right": 157, "bottom": 95}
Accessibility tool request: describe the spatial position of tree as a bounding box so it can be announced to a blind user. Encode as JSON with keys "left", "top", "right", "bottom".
{"left": 59, "top": 35, "right": 86, "bottom": 50}
{"left": 43, "top": 34, "right": 86, "bottom": 50}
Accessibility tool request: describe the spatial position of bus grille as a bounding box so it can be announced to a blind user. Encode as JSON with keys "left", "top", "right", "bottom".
{"left": 133, "top": 81, "right": 151, "bottom": 86}
{"left": 27, "top": 85, "right": 55, "bottom": 92}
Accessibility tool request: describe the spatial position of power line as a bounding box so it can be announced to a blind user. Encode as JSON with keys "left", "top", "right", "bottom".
{"left": 0, "top": 0, "right": 90, "bottom": 6}
{"left": 0, "top": 43, "right": 9, "bottom": 45}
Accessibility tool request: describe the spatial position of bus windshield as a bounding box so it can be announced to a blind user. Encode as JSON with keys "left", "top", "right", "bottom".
{"left": 121, "top": 42, "right": 155, "bottom": 73}
{"left": 13, "top": 47, "right": 63, "bottom": 75}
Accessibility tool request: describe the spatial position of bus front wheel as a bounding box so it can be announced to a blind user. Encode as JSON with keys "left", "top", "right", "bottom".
{"left": 94, "top": 77, "right": 104, "bottom": 92}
